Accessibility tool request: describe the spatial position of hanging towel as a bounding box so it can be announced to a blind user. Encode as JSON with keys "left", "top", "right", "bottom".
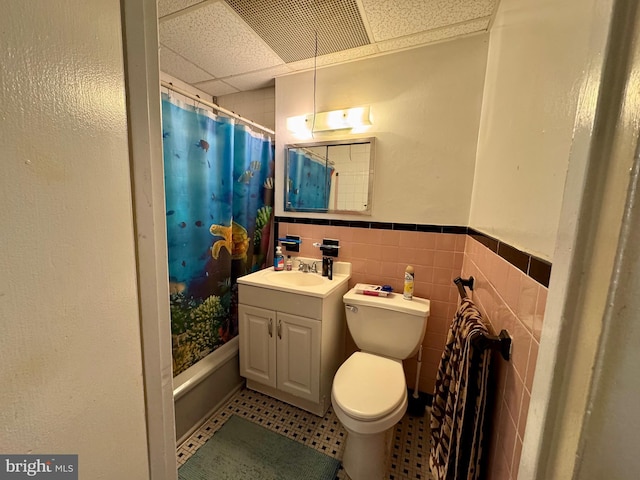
{"left": 429, "top": 298, "right": 491, "bottom": 480}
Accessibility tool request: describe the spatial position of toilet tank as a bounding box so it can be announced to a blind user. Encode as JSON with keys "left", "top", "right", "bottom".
{"left": 343, "top": 288, "right": 430, "bottom": 359}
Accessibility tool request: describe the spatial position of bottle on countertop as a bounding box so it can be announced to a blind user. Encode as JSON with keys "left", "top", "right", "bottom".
{"left": 322, "top": 257, "right": 329, "bottom": 277}
{"left": 274, "top": 245, "right": 284, "bottom": 271}
{"left": 285, "top": 255, "right": 293, "bottom": 271}
{"left": 403, "top": 265, "right": 414, "bottom": 300}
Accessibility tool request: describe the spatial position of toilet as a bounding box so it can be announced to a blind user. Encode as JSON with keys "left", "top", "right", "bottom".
{"left": 331, "top": 287, "right": 430, "bottom": 480}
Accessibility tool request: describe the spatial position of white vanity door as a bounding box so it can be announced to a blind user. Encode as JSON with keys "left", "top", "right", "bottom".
{"left": 239, "top": 304, "right": 276, "bottom": 388}
{"left": 276, "top": 312, "right": 320, "bottom": 402}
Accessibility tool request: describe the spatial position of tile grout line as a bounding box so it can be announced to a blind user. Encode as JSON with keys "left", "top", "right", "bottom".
{"left": 176, "top": 388, "right": 435, "bottom": 480}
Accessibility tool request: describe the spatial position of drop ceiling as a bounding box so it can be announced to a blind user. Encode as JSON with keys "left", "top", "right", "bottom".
{"left": 158, "top": 0, "right": 499, "bottom": 97}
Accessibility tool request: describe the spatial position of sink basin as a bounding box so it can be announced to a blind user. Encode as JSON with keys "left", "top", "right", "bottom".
{"left": 237, "top": 259, "right": 351, "bottom": 298}
{"left": 265, "top": 271, "right": 326, "bottom": 287}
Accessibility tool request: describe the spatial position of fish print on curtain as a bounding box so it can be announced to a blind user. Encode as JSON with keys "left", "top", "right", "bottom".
{"left": 161, "top": 93, "right": 274, "bottom": 376}
{"left": 286, "top": 148, "right": 334, "bottom": 211}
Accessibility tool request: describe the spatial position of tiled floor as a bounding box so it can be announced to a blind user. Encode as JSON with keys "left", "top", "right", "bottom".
{"left": 177, "top": 388, "right": 435, "bottom": 480}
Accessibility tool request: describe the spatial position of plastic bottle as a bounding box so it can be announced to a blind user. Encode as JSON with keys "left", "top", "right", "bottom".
{"left": 285, "top": 255, "right": 292, "bottom": 271}
{"left": 403, "top": 265, "right": 414, "bottom": 300}
{"left": 274, "top": 246, "right": 284, "bottom": 271}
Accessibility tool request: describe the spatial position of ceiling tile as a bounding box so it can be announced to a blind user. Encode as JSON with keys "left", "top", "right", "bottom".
{"left": 223, "top": 65, "right": 292, "bottom": 91}
{"left": 159, "top": 44, "right": 215, "bottom": 84}
{"left": 160, "top": 1, "right": 285, "bottom": 78}
{"left": 286, "top": 44, "right": 380, "bottom": 72}
{"left": 193, "top": 79, "right": 240, "bottom": 97}
{"left": 360, "top": 0, "right": 497, "bottom": 42}
{"left": 377, "top": 18, "right": 490, "bottom": 52}
{"left": 156, "top": 0, "right": 501, "bottom": 94}
{"left": 157, "top": 0, "right": 205, "bottom": 18}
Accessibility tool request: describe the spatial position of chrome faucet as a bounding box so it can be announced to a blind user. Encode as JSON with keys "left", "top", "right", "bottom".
{"left": 297, "top": 259, "right": 320, "bottom": 273}
{"left": 297, "top": 259, "right": 310, "bottom": 272}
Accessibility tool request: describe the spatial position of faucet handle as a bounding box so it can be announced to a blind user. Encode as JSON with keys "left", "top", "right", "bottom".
{"left": 310, "top": 261, "right": 320, "bottom": 274}
{"left": 297, "top": 259, "right": 308, "bottom": 272}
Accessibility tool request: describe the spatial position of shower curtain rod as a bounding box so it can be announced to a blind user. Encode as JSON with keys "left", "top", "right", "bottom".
{"left": 160, "top": 80, "right": 275, "bottom": 136}
{"left": 299, "top": 147, "right": 335, "bottom": 166}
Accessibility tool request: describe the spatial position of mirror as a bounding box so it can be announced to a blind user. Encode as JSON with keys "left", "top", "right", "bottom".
{"left": 285, "top": 137, "right": 375, "bottom": 214}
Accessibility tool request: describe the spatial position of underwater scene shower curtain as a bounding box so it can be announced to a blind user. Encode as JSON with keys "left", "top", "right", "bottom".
{"left": 161, "top": 93, "right": 274, "bottom": 376}
{"left": 286, "top": 148, "right": 335, "bottom": 211}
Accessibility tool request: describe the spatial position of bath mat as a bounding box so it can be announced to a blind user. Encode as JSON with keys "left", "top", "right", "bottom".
{"left": 178, "top": 414, "right": 341, "bottom": 480}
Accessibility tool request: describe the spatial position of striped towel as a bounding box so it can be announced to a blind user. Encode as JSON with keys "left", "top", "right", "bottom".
{"left": 429, "top": 298, "right": 491, "bottom": 480}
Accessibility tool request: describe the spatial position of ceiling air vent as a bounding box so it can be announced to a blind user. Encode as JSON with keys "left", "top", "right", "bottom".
{"left": 224, "top": 0, "right": 371, "bottom": 63}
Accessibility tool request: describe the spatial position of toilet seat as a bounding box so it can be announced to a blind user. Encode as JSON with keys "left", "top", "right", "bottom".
{"left": 332, "top": 352, "right": 406, "bottom": 421}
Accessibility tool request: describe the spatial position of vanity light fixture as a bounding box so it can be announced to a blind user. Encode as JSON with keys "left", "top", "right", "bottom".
{"left": 287, "top": 106, "right": 372, "bottom": 137}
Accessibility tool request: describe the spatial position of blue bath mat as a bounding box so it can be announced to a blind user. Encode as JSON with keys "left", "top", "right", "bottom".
{"left": 178, "top": 414, "right": 341, "bottom": 480}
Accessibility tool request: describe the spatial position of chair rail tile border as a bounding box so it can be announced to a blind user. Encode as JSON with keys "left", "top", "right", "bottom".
{"left": 274, "top": 218, "right": 552, "bottom": 287}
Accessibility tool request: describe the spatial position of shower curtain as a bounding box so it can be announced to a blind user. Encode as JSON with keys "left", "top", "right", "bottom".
{"left": 161, "top": 93, "right": 274, "bottom": 376}
{"left": 286, "top": 148, "right": 334, "bottom": 211}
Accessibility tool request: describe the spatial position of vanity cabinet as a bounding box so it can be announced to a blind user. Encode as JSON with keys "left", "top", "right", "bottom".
{"left": 237, "top": 271, "right": 349, "bottom": 416}
{"left": 239, "top": 305, "right": 320, "bottom": 402}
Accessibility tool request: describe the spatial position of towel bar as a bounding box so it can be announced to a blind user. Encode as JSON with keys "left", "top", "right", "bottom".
{"left": 453, "top": 276, "right": 512, "bottom": 361}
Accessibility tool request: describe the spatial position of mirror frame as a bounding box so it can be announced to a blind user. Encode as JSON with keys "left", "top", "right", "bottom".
{"left": 284, "top": 137, "right": 375, "bottom": 215}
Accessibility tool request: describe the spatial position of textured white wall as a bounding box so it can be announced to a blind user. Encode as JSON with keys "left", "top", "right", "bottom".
{"left": 276, "top": 34, "right": 489, "bottom": 225}
{"left": 0, "top": 1, "right": 150, "bottom": 478}
{"left": 469, "top": 0, "right": 602, "bottom": 260}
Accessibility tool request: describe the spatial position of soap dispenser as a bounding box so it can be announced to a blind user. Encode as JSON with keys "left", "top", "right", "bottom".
{"left": 274, "top": 245, "right": 284, "bottom": 271}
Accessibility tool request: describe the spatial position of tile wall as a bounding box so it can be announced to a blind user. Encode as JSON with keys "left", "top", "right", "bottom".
{"left": 276, "top": 220, "right": 466, "bottom": 394}
{"left": 462, "top": 236, "right": 548, "bottom": 480}
{"left": 328, "top": 143, "right": 371, "bottom": 211}
{"left": 276, "top": 218, "right": 550, "bottom": 479}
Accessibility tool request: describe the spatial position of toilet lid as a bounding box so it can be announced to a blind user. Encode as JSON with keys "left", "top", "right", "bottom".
{"left": 333, "top": 352, "right": 406, "bottom": 421}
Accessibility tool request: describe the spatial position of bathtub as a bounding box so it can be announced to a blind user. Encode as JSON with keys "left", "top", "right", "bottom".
{"left": 173, "top": 336, "right": 243, "bottom": 444}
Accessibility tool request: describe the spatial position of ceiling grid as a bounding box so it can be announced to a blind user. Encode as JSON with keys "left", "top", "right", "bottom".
{"left": 157, "top": 0, "right": 499, "bottom": 95}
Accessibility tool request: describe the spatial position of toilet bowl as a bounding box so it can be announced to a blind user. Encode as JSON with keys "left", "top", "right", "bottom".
{"left": 332, "top": 352, "right": 408, "bottom": 479}
{"left": 331, "top": 288, "right": 430, "bottom": 480}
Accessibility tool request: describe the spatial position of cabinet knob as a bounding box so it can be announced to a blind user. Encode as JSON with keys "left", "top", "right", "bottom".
{"left": 277, "top": 319, "right": 282, "bottom": 339}
{"left": 268, "top": 318, "right": 273, "bottom": 337}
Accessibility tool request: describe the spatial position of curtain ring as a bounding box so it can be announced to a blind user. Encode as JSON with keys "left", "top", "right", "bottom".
{"left": 194, "top": 94, "right": 202, "bottom": 110}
